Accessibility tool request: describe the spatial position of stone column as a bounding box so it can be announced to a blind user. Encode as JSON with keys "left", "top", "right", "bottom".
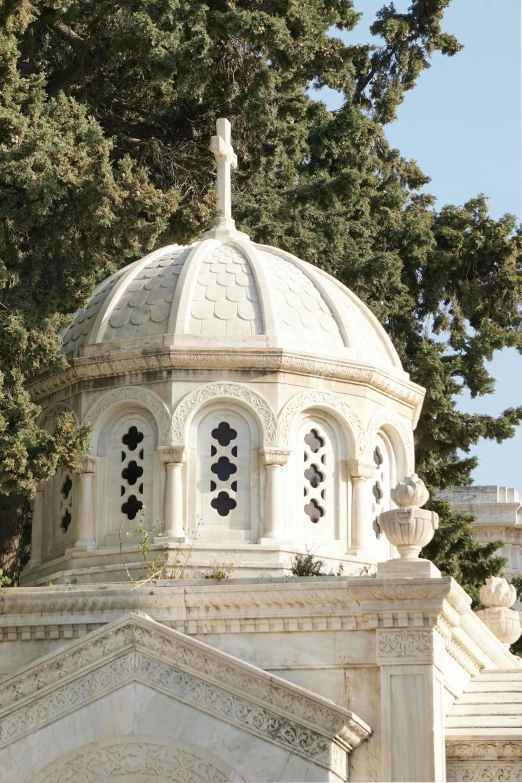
{"left": 73, "top": 456, "right": 97, "bottom": 550}
{"left": 347, "top": 460, "right": 376, "bottom": 555}
{"left": 260, "top": 449, "right": 291, "bottom": 540}
{"left": 376, "top": 628, "right": 446, "bottom": 782}
{"left": 158, "top": 447, "right": 187, "bottom": 540}
{"left": 28, "top": 483, "right": 45, "bottom": 567}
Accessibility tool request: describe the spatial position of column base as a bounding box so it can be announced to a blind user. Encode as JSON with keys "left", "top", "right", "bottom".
{"left": 377, "top": 558, "right": 441, "bottom": 579}
{"left": 66, "top": 541, "right": 96, "bottom": 554}
{"left": 154, "top": 535, "right": 188, "bottom": 546}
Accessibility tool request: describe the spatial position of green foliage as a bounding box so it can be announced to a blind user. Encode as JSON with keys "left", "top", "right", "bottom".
{"left": 202, "top": 553, "right": 238, "bottom": 582}
{"left": 289, "top": 550, "right": 344, "bottom": 577}
{"left": 422, "top": 498, "right": 506, "bottom": 604}
{"left": 0, "top": 568, "right": 12, "bottom": 587}
{"left": 0, "top": 0, "right": 520, "bottom": 597}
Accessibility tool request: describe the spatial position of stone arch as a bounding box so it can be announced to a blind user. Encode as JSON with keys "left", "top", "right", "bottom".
{"left": 83, "top": 386, "right": 171, "bottom": 446}
{"left": 28, "top": 735, "right": 244, "bottom": 783}
{"left": 170, "top": 383, "right": 277, "bottom": 446}
{"left": 37, "top": 402, "right": 79, "bottom": 431}
{"left": 362, "top": 409, "right": 414, "bottom": 476}
{"left": 278, "top": 390, "right": 364, "bottom": 453}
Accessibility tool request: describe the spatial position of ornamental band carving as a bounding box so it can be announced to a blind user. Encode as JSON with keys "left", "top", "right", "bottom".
{"left": 170, "top": 382, "right": 278, "bottom": 445}
{"left": 30, "top": 739, "right": 235, "bottom": 783}
{"left": 277, "top": 389, "right": 365, "bottom": 448}
{"left": 376, "top": 630, "right": 434, "bottom": 660}
{"left": 83, "top": 386, "right": 172, "bottom": 444}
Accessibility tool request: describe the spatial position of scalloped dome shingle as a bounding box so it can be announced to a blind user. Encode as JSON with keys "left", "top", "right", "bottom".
{"left": 62, "top": 236, "right": 402, "bottom": 371}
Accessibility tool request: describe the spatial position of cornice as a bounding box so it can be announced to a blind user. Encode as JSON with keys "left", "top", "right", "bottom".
{"left": 27, "top": 346, "right": 424, "bottom": 417}
{"left": 0, "top": 613, "right": 370, "bottom": 774}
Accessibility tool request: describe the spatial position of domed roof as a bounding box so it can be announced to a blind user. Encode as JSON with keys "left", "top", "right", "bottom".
{"left": 62, "top": 118, "right": 402, "bottom": 372}
{"left": 62, "top": 236, "right": 401, "bottom": 370}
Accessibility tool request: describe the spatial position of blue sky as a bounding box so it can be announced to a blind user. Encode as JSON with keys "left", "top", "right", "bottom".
{"left": 320, "top": 0, "right": 522, "bottom": 490}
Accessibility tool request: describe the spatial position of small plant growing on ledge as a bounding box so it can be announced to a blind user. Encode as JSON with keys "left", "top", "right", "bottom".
{"left": 289, "top": 549, "right": 344, "bottom": 577}
{"left": 201, "top": 553, "right": 237, "bottom": 582}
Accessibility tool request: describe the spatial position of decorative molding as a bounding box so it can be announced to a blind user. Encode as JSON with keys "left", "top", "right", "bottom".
{"left": 170, "top": 383, "right": 278, "bottom": 445}
{"left": 135, "top": 652, "right": 347, "bottom": 777}
{"left": 361, "top": 408, "right": 415, "bottom": 471}
{"left": 83, "top": 386, "right": 172, "bottom": 445}
{"left": 475, "top": 525, "right": 522, "bottom": 546}
{"left": 0, "top": 613, "right": 370, "bottom": 775}
{"left": 376, "top": 629, "right": 434, "bottom": 662}
{"left": 259, "top": 448, "right": 291, "bottom": 467}
{"left": 278, "top": 389, "right": 365, "bottom": 448}
{"left": 30, "top": 738, "right": 237, "bottom": 783}
{"left": 446, "top": 763, "right": 522, "bottom": 782}
{"left": 27, "top": 349, "right": 424, "bottom": 417}
{"left": 158, "top": 446, "right": 187, "bottom": 465}
{"left": 446, "top": 740, "right": 522, "bottom": 761}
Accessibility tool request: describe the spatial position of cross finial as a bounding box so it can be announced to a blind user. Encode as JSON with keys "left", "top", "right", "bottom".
{"left": 205, "top": 118, "right": 249, "bottom": 240}
{"left": 210, "top": 118, "right": 237, "bottom": 231}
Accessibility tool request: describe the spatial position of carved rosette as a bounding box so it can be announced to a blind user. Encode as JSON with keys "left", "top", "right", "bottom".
{"left": 74, "top": 456, "right": 97, "bottom": 475}
{"left": 158, "top": 447, "right": 187, "bottom": 465}
{"left": 260, "top": 448, "right": 291, "bottom": 467}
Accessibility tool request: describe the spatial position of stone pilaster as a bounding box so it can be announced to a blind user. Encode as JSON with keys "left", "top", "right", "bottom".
{"left": 73, "top": 456, "right": 97, "bottom": 550}
{"left": 28, "top": 483, "right": 45, "bottom": 567}
{"left": 376, "top": 627, "right": 446, "bottom": 782}
{"left": 347, "top": 460, "right": 376, "bottom": 556}
{"left": 158, "top": 446, "right": 187, "bottom": 540}
{"left": 260, "top": 449, "right": 291, "bottom": 541}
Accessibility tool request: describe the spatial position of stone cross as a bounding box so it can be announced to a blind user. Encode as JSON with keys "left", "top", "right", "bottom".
{"left": 210, "top": 118, "right": 237, "bottom": 231}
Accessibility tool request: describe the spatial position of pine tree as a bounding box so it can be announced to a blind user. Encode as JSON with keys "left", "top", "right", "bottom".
{"left": 0, "top": 0, "right": 520, "bottom": 586}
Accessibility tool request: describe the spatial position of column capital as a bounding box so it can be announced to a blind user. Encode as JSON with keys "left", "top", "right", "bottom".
{"left": 158, "top": 446, "right": 187, "bottom": 465}
{"left": 260, "top": 448, "right": 291, "bottom": 467}
{"left": 74, "top": 455, "right": 97, "bottom": 475}
{"left": 347, "top": 459, "right": 375, "bottom": 480}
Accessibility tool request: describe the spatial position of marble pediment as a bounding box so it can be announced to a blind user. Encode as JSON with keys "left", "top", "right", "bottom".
{"left": 0, "top": 612, "right": 371, "bottom": 783}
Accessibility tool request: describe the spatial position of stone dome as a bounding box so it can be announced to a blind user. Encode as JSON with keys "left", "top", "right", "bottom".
{"left": 62, "top": 236, "right": 402, "bottom": 371}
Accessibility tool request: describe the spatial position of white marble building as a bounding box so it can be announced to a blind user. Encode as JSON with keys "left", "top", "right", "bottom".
{"left": 441, "top": 486, "right": 522, "bottom": 576}
{"left": 2, "top": 120, "right": 522, "bottom": 783}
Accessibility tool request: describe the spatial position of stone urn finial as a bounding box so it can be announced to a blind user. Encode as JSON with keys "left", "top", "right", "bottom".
{"left": 376, "top": 474, "right": 439, "bottom": 559}
{"left": 480, "top": 576, "right": 517, "bottom": 608}
{"left": 391, "top": 473, "right": 429, "bottom": 509}
{"left": 476, "top": 577, "right": 521, "bottom": 647}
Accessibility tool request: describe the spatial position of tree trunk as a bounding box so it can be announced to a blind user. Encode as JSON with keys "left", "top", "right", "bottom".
{"left": 0, "top": 494, "right": 31, "bottom": 583}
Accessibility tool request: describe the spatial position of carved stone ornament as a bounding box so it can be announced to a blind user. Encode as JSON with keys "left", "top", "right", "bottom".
{"left": 475, "top": 577, "right": 522, "bottom": 646}
{"left": 170, "top": 382, "right": 278, "bottom": 445}
{"left": 259, "top": 448, "right": 291, "bottom": 467}
{"left": 29, "top": 736, "right": 241, "bottom": 783}
{"left": 376, "top": 473, "right": 438, "bottom": 559}
{"left": 391, "top": 473, "right": 429, "bottom": 508}
{"left": 347, "top": 460, "right": 376, "bottom": 481}
{"left": 0, "top": 612, "right": 370, "bottom": 777}
{"left": 480, "top": 576, "right": 517, "bottom": 608}
{"left": 158, "top": 446, "right": 187, "bottom": 465}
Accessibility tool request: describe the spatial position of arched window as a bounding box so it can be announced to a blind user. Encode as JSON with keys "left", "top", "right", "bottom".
{"left": 196, "top": 410, "right": 253, "bottom": 534}
{"left": 96, "top": 409, "right": 157, "bottom": 544}
{"left": 372, "top": 429, "right": 397, "bottom": 558}
{"left": 297, "top": 417, "right": 339, "bottom": 541}
{"left": 43, "top": 467, "right": 75, "bottom": 559}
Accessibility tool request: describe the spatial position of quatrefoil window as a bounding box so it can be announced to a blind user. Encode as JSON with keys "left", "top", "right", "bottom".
{"left": 211, "top": 456, "right": 237, "bottom": 482}
{"left": 304, "top": 429, "right": 323, "bottom": 454}
{"left": 121, "top": 494, "right": 143, "bottom": 520}
{"left": 304, "top": 464, "right": 324, "bottom": 489}
{"left": 304, "top": 498, "right": 324, "bottom": 523}
{"left": 211, "top": 421, "right": 237, "bottom": 447}
{"left": 211, "top": 491, "right": 237, "bottom": 517}
{"left": 122, "top": 426, "right": 144, "bottom": 451}
{"left": 61, "top": 475, "right": 72, "bottom": 499}
{"left": 121, "top": 460, "right": 143, "bottom": 486}
{"left": 60, "top": 509, "right": 72, "bottom": 533}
